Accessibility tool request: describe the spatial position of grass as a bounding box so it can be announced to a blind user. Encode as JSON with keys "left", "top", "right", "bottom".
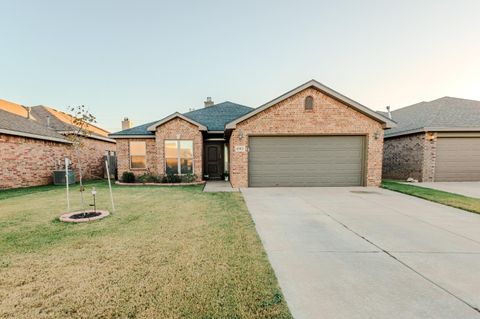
{"left": 0, "top": 182, "right": 292, "bottom": 319}
{"left": 381, "top": 180, "right": 480, "bottom": 214}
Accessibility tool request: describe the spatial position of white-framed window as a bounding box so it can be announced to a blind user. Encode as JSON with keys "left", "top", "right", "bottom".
{"left": 130, "top": 141, "right": 147, "bottom": 169}
{"left": 165, "top": 140, "right": 194, "bottom": 175}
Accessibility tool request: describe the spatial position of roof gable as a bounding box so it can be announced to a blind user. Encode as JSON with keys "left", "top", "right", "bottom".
{"left": 183, "top": 102, "right": 253, "bottom": 131}
{"left": 109, "top": 101, "right": 253, "bottom": 137}
{"left": 146, "top": 112, "right": 208, "bottom": 132}
{"left": 226, "top": 80, "right": 395, "bottom": 129}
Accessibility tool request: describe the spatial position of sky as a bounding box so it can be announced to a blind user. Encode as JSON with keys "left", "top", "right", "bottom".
{"left": 1, "top": 0, "right": 479, "bottom": 132}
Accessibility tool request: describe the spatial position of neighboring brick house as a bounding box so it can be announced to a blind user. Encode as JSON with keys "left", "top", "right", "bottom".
{"left": 0, "top": 99, "right": 116, "bottom": 189}
{"left": 383, "top": 97, "right": 480, "bottom": 182}
{"left": 111, "top": 80, "right": 394, "bottom": 187}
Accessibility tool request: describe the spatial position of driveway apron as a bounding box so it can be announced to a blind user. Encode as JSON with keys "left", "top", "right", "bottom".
{"left": 242, "top": 187, "right": 480, "bottom": 319}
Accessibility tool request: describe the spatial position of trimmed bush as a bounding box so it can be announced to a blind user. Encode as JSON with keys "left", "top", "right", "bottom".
{"left": 122, "top": 171, "right": 136, "bottom": 183}
{"left": 181, "top": 173, "right": 197, "bottom": 183}
{"left": 137, "top": 172, "right": 161, "bottom": 183}
{"left": 161, "top": 173, "right": 181, "bottom": 183}
{"left": 121, "top": 172, "right": 198, "bottom": 184}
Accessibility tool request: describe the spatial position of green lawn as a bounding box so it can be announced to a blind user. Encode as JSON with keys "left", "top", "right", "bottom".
{"left": 0, "top": 182, "right": 291, "bottom": 319}
{"left": 382, "top": 180, "right": 480, "bottom": 214}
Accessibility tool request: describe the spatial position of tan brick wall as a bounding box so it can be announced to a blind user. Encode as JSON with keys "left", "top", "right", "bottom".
{"left": 116, "top": 138, "right": 157, "bottom": 179}
{"left": 382, "top": 132, "right": 437, "bottom": 182}
{"left": 77, "top": 137, "right": 117, "bottom": 179}
{"left": 155, "top": 118, "right": 203, "bottom": 180}
{"left": 229, "top": 87, "right": 385, "bottom": 188}
{"left": 116, "top": 118, "right": 203, "bottom": 181}
{"left": 422, "top": 133, "right": 437, "bottom": 182}
{"left": 383, "top": 134, "right": 425, "bottom": 181}
{"left": 0, "top": 134, "right": 116, "bottom": 189}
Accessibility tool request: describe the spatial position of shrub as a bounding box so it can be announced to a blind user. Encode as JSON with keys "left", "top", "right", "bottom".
{"left": 137, "top": 172, "right": 161, "bottom": 183}
{"left": 161, "top": 173, "right": 181, "bottom": 183}
{"left": 122, "top": 172, "right": 198, "bottom": 184}
{"left": 122, "top": 171, "right": 135, "bottom": 183}
{"left": 181, "top": 173, "right": 197, "bottom": 183}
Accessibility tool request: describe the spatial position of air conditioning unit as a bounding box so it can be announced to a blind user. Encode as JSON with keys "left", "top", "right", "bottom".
{"left": 53, "top": 170, "right": 76, "bottom": 185}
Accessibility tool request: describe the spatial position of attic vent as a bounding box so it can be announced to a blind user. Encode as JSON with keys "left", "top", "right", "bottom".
{"left": 304, "top": 96, "right": 314, "bottom": 110}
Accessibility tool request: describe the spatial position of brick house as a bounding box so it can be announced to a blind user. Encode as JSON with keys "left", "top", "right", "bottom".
{"left": 383, "top": 97, "right": 480, "bottom": 182}
{"left": 0, "top": 99, "right": 116, "bottom": 189}
{"left": 110, "top": 80, "right": 395, "bottom": 187}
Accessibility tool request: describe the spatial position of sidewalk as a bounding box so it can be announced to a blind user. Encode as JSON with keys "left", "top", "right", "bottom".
{"left": 203, "top": 180, "right": 239, "bottom": 192}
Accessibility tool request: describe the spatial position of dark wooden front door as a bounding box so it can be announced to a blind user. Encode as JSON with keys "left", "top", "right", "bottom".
{"left": 205, "top": 143, "right": 224, "bottom": 179}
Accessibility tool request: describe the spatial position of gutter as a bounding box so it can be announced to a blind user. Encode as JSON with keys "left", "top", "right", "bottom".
{"left": 109, "top": 135, "right": 155, "bottom": 139}
{"left": 0, "top": 128, "right": 72, "bottom": 144}
{"left": 385, "top": 127, "right": 480, "bottom": 139}
{"left": 58, "top": 130, "right": 117, "bottom": 143}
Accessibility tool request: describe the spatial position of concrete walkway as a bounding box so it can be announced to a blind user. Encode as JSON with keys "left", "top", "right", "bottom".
{"left": 242, "top": 187, "right": 480, "bottom": 319}
{"left": 203, "top": 180, "right": 238, "bottom": 192}
{"left": 415, "top": 182, "right": 480, "bottom": 198}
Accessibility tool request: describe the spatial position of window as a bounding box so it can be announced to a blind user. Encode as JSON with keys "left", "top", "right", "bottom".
{"left": 165, "top": 140, "right": 194, "bottom": 174}
{"left": 130, "top": 141, "right": 146, "bottom": 169}
{"left": 305, "top": 96, "right": 314, "bottom": 110}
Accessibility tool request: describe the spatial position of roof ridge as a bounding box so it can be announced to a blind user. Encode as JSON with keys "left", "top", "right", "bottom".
{"left": 183, "top": 101, "right": 252, "bottom": 115}
{"left": 390, "top": 101, "right": 427, "bottom": 113}
{"left": 431, "top": 96, "right": 480, "bottom": 103}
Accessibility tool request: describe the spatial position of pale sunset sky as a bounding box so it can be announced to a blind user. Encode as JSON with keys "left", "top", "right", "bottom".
{"left": 1, "top": 0, "right": 479, "bottom": 132}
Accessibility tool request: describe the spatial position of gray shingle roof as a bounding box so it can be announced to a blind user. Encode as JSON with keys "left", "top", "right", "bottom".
{"left": 0, "top": 109, "right": 69, "bottom": 142}
{"left": 110, "top": 101, "right": 253, "bottom": 136}
{"left": 30, "top": 105, "right": 112, "bottom": 140}
{"left": 30, "top": 106, "right": 71, "bottom": 132}
{"left": 183, "top": 102, "right": 253, "bottom": 131}
{"left": 109, "top": 120, "right": 158, "bottom": 136}
{"left": 385, "top": 97, "right": 480, "bottom": 138}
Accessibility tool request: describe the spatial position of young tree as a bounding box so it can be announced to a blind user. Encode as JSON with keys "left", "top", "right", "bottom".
{"left": 66, "top": 105, "right": 97, "bottom": 213}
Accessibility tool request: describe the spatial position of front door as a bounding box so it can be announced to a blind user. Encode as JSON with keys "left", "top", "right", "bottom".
{"left": 205, "top": 143, "right": 224, "bottom": 179}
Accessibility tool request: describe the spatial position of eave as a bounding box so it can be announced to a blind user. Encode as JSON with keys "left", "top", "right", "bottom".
{"left": 0, "top": 128, "right": 72, "bottom": 144}
{"left": 385, "top": 127, "right": 480, "bottom": 139}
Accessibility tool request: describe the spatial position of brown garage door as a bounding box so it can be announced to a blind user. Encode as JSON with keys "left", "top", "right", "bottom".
{"left": 435, "top": 137, "right": 480, "bottom": 181}
{"left": 248, "top": 136, "right": 365, "bottom": 187}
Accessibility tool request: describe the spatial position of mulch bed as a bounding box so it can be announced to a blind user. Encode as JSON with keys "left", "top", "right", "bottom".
{"left": 60, "top": 210, "right": 110, "bottom": 223}
{"left": 115, "top": 181, "right": 206, "bottom": 186}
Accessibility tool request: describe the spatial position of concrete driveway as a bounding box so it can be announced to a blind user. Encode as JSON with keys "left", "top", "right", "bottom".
{"left": 242, "top": 187, "right": 480, "bottom": 319}
{"left": 415, "top": 182, "right": 480, "bottom": 198}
